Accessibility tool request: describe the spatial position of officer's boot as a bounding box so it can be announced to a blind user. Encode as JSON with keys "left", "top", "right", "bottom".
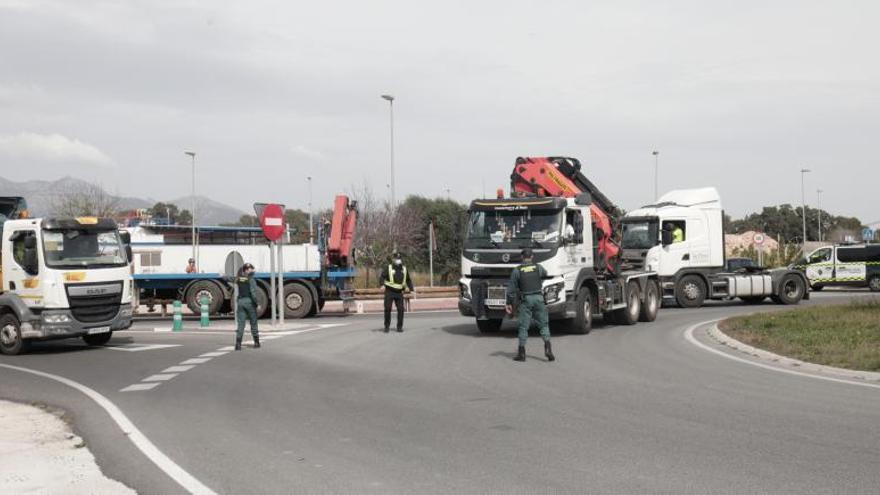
{"left": 253, "top": 335, "right": 261, "bottom": 348}
{"left": 544, "top": 340, "right": 555, "bottom": 362}
{"left": 513, "top": 345, "right": 526, "bottom": 362}
{"left": 234, "top": 337, "right": 242, "bottom": 351}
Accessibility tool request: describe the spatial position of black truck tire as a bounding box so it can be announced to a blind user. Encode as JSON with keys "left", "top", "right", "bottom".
{"left": 638, "top": 280, "right": 660, "bottom": 322}
{"left": 283, "top": 283, "right": 314, "bottom": 319}
{"left": 254, "top": 284, "right": 269, "bottom": 319}
{"left": 0, "top": 314, "right": 29, "bottom": 356}
{"left": 476, "top": 319, "right": 502, "bottom": 333}
{"left": 568, "top": 286, "right": 594, "bottom": 335}
{"left": 868, "top": 275, "right": 880, "bottom": 292}
{"left": 810, "top": 284, "right": 824, "bottom": 291}
{"left": 777, "top": 274, "right": 806, "bottom": 305}
{"left": 675, "top": 275, "right": 707, "bottom": 308}
{"left": 185, "top": 281, "right": 224, "bottom": 315}
{"left": 612, "top": 281, "right": 641, "bottom": 325}
{"left": 83, "top": 332, "right": 113, "bottom": 346}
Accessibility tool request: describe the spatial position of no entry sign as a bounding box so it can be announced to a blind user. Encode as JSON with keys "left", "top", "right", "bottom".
{"left": 258, "top": 203, "right": 285, "bottom": 241}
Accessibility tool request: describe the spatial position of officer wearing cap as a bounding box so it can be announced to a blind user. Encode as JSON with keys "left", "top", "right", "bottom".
{"left": 382, "top": 252, "right": 414, "bottom": 332}
{"left": 234, "top": 263, "right": 260, "bottom": 350}
{"left": 506, "top": 248, "right": 555, "bottom": 362}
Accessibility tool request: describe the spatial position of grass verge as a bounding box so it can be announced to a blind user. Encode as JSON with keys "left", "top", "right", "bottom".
{"left": 719, "top": 299, "right": 880, "bottom": 372}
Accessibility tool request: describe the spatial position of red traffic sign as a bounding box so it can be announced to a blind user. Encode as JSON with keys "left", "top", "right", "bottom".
{"left": 258, "top": 203, "right": 285, "bottom": 241}
{"left": 754, "top": 233, "right": 765, "bottom": 245}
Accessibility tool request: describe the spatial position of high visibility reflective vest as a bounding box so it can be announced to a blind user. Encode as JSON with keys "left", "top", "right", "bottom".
{"left": 384, "top": 264, "right": 408, "bottom": 290}
{"left": 672, "top": 227, "right": 684, "bottom": 243}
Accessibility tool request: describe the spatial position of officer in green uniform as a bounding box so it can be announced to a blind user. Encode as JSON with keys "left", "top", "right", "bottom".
{"left": 235, "top": 263, "right": 260, "bottom": 351}
{"left": 506, "top": 248, "right": 555, "bottom": 362}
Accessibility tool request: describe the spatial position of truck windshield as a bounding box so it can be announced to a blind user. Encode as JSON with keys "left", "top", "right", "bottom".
{"left": 42, "top": 229, "right": 127, "bottom": 268}
{"left": 467, "top": 209, "right": 563, "bottom": 246}
{"left": 621, "top": 219, "right": 659, "bottom": 250}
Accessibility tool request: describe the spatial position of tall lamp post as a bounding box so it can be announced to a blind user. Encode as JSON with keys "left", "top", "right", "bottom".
{"left": 652, "top": 150, "right": 660, "bottom": 201}
{"left": 816, "top": 188, "right": 823, "bottom": 243}
{"left": 184, "top": 151, "right": 197, "bottom": 266}
{"left": 800, "top": 168, "right": 811, "bottom": 255}
{"left": 381, "top": 94, "right": 396, "bottom": 206}
{"left": 308, "top": 176, "right": 314, "bottom": 244}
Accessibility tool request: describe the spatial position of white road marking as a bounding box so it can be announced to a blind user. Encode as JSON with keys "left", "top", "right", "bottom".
{"left": 218, "top": 346, "right": 235, "bottom": 351}
{"left": 0, "top": 363, "right": 216, "bottom": 494}
{"left": 198, "top": 351, "right": 228, "bottom": 358}
{"left": 120, "top": 383, "right": 160, "bottom": 392}
{"left": 179, "top": 358, "right": 212, "bottom": 365}
{"left": 162, "top": 365, "right": 195, "bottom": 373}
{"left": 106, "top": 344, "right": 181, "bottom": 352}
{"left": 142, "top": 374, "right": 179, "bottom": 382}
{"left": 684, "top": 319, "right": 880, "bottom": 390}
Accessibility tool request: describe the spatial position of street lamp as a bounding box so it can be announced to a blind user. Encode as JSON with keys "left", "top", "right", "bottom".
{"left": 381, "top": 94, "right": 396, "bottom": 207}
{"left": 184, "top": 151, "right": 197, "bottom": 266}
{"left": 800, "top": 168, "right": 811, "bottom": 255}
{"left": 652, "top": 150, "right": 659, "bottom": 201}
{"left": 308, "top": 176, "right": 313, "bottom": 244}
{"left": 816, "top": 188, "right": 823, "bottom": 243}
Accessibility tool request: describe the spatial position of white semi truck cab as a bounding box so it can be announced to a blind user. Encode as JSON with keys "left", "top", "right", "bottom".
{"left": 620, "top": 188, "right": 808, "bottom": 307}
{"left": 0, "top": 214, "right": 134, "bottom": 355}
{"left": 459, "top": 195, "right": 661, "bottom": 334}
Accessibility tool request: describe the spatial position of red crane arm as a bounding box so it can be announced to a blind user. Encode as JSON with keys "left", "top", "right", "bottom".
{"left": 326, "top": 195, "right": 358, "bottom": 267}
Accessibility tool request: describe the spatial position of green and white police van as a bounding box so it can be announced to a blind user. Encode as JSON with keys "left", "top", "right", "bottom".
{"left": 799, "top": 244, "right": 880, "bottom": 292}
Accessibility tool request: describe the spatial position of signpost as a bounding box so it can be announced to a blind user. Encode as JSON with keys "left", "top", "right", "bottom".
{"left": 754, "top": 232, "right": 765, "bottom": 267}
{"left": 255, "top": 203, "right": 286, "bottom": 327}
{"left": 224, "top": 251, "right": 244, "bottom": 328}
{"left": 863, "top": 228, "right": 875, "bottom": 242}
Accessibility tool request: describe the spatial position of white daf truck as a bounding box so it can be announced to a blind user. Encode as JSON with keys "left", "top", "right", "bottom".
{"left": 0, "top": 197, "right": 134, "bottom": 355}
{"left": 620, "top": 188, "right": 808, "bottom": 307}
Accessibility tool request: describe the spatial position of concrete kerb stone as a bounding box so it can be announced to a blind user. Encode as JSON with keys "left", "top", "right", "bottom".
{"left": 708, "top": 322, "right": 880, "bottom": 384}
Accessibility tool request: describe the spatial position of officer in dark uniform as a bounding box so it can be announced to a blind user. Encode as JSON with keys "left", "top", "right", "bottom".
{"left": 235, "top": 263, "right": 260, "bottom": 350}
{"left": 506, "top": 248, "right": 555, "bottom": 362}
{"left": 382, "top": 252, "right": 414, "bottom": 332}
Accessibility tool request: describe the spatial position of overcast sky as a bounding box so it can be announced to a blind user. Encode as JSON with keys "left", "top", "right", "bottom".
{"left": 1, "top": 1, "right": 878, "bottom": 223}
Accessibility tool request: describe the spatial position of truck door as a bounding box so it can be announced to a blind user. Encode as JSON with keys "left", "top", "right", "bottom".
{"left": 834, "top": 247, "right": 868, "bottom": 283}
{"left": 660, "top": 219, "right": 689, "bottom": 275}
{"left": 4, "top": 229, "right": 42, "bottom": 307}
{"left": 562, "top": 209, "right": 591, "bottom": 286}
{"left": 804, "top": 247, "right": 833, "bottom": 284}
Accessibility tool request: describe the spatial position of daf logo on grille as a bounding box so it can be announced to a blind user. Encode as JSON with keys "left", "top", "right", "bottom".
{"left": 473, "top": 253, "right": 480, "bottom": 262}
{"left": 502, "top": 253, "right": 511, "bottom": 263}
{"left": 86, "top": 288, "right": 108, "bottom": 295}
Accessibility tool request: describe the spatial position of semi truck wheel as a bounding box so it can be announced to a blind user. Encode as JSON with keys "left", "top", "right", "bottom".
{"left": 611, "top": 281, "right": 640, "bottom": 325}
{"left": 476, "top": 319, "right": 502, "bottom": 333}
{"left": 638, "top": 281, "right": 659, "bottom": 322}
{"left": 0, "top": 314, "right": 29, "bottom": 356}
{"left": 567, "top": 287, "right": 593, "bottom": 334}
{"left": 777, "top": 274, "right": 805, "bottom": 305}
{"left": 868, "top": 275, "right": 880, "bottom": 292}
{"left": 254, "top": 285, "right": 269, "bottom": 319}
{"left": 185, "top": 281, "right": 224, "bottom": 315}
{"left": 283, "top": 283, "right": 314, "bottom": 319}
{"left": 675, "top": 275, "right": 706, "bottom": 308}
{"left": 83, "top": 332, "right": 112, "bottom": 346}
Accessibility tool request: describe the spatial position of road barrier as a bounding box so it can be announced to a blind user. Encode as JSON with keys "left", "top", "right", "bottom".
{"left": 172, "top": 300, "right": 183, "bottom": 331}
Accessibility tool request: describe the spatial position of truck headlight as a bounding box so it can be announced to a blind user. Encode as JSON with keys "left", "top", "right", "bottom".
{"left": 543, "top": 282, "right": 564, "bottom": 304}
{"left": 120, "top": 306, "right": 133, "bottom": 317}
{"left": 459, "top": 283, "right": 471, "bottom": 300}
{"left": 42, "top": 313, "right": 71, "bottom": 324}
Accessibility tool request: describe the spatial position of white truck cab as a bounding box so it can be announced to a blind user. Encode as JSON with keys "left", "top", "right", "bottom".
{"left": 621, "top": 188, "right": 807, "bottom": 307}
{"left": 0, "top": 216, "right": 134, "bottom": 355}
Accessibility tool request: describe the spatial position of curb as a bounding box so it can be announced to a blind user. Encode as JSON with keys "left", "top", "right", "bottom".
{"left": 708, "top": 322, "right": 880, "bottom": 384}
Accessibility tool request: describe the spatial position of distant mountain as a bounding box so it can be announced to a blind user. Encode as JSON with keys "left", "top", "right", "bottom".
{"left": 0, "top": 176, "right": 245, "bottom": 225}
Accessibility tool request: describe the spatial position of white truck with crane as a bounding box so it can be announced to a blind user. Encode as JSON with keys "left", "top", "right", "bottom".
{"left": 620, "top": 188, "right": 808, "bottom": 307}
{"left": 0, "top": 197, "right": 134, "bottom": 355}
{"left": 459, "top": 157, "right": 661, "bottom": 334}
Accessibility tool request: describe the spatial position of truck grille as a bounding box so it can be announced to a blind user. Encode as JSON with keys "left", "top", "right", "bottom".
{"left": 65, "top": 282, "right": 123, "bottom": 323}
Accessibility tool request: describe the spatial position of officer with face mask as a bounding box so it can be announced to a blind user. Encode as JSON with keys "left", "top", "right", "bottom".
{"left": 382, "top": 252, "right": 414, "bottom": 332}
{"left": 235, "top": 263, "right": 260, "bottom": 350}
{"left": 506, "top": 248, "right": 554, "bottom": 362}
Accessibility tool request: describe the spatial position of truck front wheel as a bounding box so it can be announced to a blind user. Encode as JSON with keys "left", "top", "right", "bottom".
{"left": 675, "top": 275, "right": 706, "bottom": 308}
{"left": 777, "top": 274, "right": 806, "bottom": 305}
{"left": 283, "top": 284, "right": 314, "bottom": 319}
{"left": 868, "top": 275, "right": 880, "bottom": 292}
{"left": 476, "top": 319, "right": 502, "bottom": 333}
{"left": 83, "top": 332, "right": 113, "bottom": 346}
{"left": 638, "top": 281, "right": 660, "bottom": 322}
{"left": 0, "top": 314, "right": 29, "bottom": 356}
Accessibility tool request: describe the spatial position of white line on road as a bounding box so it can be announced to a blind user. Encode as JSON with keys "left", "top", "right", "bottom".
{"left": 120, "top": 383, "right": 160, "bottom": 392}
{"left": 684, "top": 319, "right": 880, "bottom": 390}
{"left": 162, "top": 365, "right": 196, "bottom": 373}
{"left": 179, "top": 358, "right": 212, "bottom": 365}
{"left": 0, "top": 363, "right": 217, "bottom": 494}
{"left": 198, "top": 351, "right": 229, "bottom": 358}
{"left": 142, "top": 374, "right": 179, "bottom": 382}
{"left": 106, "top": 344, "right": 182, "bottom": 352}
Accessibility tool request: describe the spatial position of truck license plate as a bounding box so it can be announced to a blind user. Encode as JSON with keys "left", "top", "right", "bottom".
{"left": 87, "top": 326, "right": 110, "bottom": 335}
{"left": 485, "top": 286, "right": 507, "bottom": 307}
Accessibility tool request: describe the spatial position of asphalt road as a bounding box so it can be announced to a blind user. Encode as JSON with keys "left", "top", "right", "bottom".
{"left": 2, "top": 292, "right": 879, "bottom": 494}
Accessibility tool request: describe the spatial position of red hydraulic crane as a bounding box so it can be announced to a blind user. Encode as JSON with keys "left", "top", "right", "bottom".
{"left": 510, "top": 156, "right": 621, "bottom": 274}
{"left": 326, "top": 195, "right": 358, "bottom": 268}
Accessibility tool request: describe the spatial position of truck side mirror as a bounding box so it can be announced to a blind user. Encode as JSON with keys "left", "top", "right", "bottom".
{"left": 119, "top": 231, "right": 133, "bottom": 263}
{"left": 661, "top": 230, "right": 673, "bottom": 246}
